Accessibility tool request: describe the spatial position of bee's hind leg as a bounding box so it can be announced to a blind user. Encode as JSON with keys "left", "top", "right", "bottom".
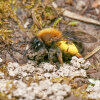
{"left": 48, "top": 48, "right": 55, "bottom": 65}
{"left": 57, "top": 47, "right": 63, "bottom": 66}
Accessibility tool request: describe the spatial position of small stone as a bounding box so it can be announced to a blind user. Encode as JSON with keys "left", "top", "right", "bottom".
{"left": 52, "top": 2, "right": 58, "bottom": 8}
{"left": 0, "top": 58, "right": 3, "bottom": 62}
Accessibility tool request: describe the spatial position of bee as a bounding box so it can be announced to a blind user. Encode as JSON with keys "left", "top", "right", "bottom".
{"left": 29, "top": 28, "right": 97, "bottom": 65}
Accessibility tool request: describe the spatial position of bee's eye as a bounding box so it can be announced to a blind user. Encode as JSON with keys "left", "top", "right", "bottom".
{"left": 30, "top": 37, "right": 44, "bottom": 51}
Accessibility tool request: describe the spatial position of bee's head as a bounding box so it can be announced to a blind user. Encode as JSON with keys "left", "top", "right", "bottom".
{"left": 30, "top": 37, "right": 44, "bottom": 51}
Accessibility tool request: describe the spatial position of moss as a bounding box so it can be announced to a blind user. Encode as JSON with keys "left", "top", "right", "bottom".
{"left": 0, "top": 65, "right": 9, "bottom": 78}
{"left": 0, "top": 1, "right": 15, "bottom": 44}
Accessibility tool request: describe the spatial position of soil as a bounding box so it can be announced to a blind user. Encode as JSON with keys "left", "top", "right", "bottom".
{"left": 0, "top": 0, "right": 100, "bottom": 100}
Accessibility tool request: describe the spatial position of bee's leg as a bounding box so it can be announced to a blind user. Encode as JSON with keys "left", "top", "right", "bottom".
{"left": 57, "top": 47, "right": 63, "bottom": 66}
{"left": 55, "top": 62, "right": 61, "bottom": 70}
{"left": 48, "top": 48, "right": 54, "bottom": 65}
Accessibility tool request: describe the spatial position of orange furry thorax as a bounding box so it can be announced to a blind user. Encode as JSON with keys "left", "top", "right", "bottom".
{"left": 37, "top": 28, "right": 62, "bottom": 44}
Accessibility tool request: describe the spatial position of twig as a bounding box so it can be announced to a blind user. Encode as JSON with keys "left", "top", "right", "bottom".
{"left": 84, "top": 45, "right": 100, "bottom": 60}
{"left": 52, "top": 2, "right": 100, "bottom": 25}
{"left": 31, "top": 9, "right": 42, "bottom": 29}
{"left": 63, "top": 9, "right": 100, "bottom": 26}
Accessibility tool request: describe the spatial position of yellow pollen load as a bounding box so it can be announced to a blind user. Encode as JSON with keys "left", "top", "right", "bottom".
{"left": 56, "top": 40, "right": 82, "bottom": 58}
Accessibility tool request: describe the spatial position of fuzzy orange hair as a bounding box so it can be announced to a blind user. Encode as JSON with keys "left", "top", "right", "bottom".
{"left": 37, "top": 28, "right": 62, "bottom": 44}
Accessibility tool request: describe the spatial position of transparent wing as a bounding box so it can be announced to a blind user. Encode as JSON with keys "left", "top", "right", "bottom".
{"left": 63, "top": 30, "right": 97, "bottom": 43}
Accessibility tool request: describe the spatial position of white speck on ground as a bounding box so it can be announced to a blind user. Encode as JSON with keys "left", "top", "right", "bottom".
{"left": 86, "top": 79, "right": 100, "bottom": 99}
{"left": 0, "top": 58, "right": 3, "bottom": 62}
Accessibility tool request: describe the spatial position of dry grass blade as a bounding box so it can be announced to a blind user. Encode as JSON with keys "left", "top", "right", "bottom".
{"left": 31, "top": 9, "right": 42, "bottom": 29}
{"left": 63, "top": 9, "right": 100, "bottom": 26}
{"left": 84, "top": 45, "right": 100, "bottom": 59}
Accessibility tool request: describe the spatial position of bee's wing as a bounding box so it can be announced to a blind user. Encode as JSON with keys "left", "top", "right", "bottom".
{"left": 64, "top": 31, "right": 97, "bottom": 43}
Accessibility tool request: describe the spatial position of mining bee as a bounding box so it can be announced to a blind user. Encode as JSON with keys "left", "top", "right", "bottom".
{"left": 29, "top": 28, "right": 97, "bottom": 65}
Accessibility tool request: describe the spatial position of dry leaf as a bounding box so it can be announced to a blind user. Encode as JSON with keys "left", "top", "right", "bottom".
{"left": 65, "top": 0, "right": 73, "bottom": 5}
{"left": 92, "top": 0, "right": 100, "bottom": 8}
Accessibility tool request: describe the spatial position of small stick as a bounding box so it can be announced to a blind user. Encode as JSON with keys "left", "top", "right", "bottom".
{"left": 63, "top": 9, "right": 100, "bottom": 26}
{"left": 31, "top": 9, "right": 42, "bottom": 29}
{"left": 84, "top": 45, "right": 100, "bottom": 60}
{"left": 52, "top": 2, "right": 100, "bottom": 26}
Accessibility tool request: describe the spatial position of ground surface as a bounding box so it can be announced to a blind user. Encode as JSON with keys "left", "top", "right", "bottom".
{"left": 0, "top": 0, "right": 100, "bottom": 100}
